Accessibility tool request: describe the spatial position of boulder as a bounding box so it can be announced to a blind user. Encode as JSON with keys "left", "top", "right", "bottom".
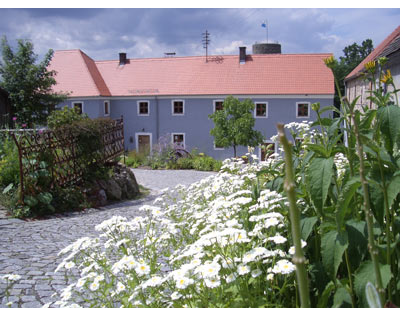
{"left": 105, "top": 178, "right": 122, "bottom": 200}
{"left": 93, "top": 164, "right": 140, "bottom": 202}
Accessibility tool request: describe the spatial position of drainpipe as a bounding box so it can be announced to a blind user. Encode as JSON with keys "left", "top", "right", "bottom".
{"left": 155, "top": 96, "right": 159, "bottom": 141}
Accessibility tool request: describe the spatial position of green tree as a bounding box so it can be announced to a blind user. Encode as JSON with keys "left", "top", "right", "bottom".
{"left": 332, "top": 39, "right": 374, "bottom": 108}
{"left": 0, "top": 36, "right": 67, "bottom": 127}
{"left": 208, "top": 96, "right": 264, "bottom": 157}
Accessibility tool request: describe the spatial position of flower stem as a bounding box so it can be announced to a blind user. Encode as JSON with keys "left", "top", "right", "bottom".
{"left": 277, "top": 123, "right": 310, "bottom": 308}
{"left": 342, "top": 97, "right": 386, "bottom": 305}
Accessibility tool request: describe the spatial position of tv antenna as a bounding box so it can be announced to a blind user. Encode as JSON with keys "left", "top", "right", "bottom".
{"left": 202, "top": 30, "right": 210, "bottom": 63}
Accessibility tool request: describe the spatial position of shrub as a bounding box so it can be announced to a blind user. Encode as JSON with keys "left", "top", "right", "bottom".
{"left": 123, "top": 150, "right": 147, "bottom": 168}
{"left": 0, "top": 135, "right": 19, "bottom": 188}
{"left": 176, "top": 157, "right": 193, "bottom": 169}
{"left": 47, "top": 106, "right": 88, "bottom": 129}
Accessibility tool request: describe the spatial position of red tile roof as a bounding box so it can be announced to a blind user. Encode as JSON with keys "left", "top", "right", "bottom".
{"left": 49, "top": 50, "right": 334, "bottom": 97}
{"left": 346, "top": 25, "right": 400, "bottom": 81}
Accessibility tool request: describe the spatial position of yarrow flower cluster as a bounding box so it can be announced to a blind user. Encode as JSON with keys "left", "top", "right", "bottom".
{"left": 50, "top": 153, "right": 306, "bottom": 308}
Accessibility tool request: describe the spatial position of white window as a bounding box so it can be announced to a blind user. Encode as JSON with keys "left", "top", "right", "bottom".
{"left": 72, "top": 101, "right": 84, "bottom": 114}
{"left": 296, "top": 102, "right": 310, "bottom": 118}
{"left": 213, "top": 100, "right": 224, "bottom": 112}
{"left": 254, "top": 102, "right": 268, "bottom": 118}
{"left": 171, "top": 133, "right": 185, "bottom": 149}
{"left": 104, "top": 100, "right": 110, "bottom": 116}
{"left": 137, "top": 100, "right": 150, "bottom": 116}
{"left": 172, "top": 100, "right": 185, "bottom": 115}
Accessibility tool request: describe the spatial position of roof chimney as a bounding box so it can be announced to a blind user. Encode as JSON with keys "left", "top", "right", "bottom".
{"left": 119, "top": 52, "right": 127, "bottom": 65}
{"left": 239, "top": 47, "right": 246, "bottom": 64}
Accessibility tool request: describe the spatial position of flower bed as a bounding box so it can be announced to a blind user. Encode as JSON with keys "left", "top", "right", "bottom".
{"left": 51, "top": 154, "right": 307, "bottom": 308}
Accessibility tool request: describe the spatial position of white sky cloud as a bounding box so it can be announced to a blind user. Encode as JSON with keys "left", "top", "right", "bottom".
{"left": 0, "top": 7, "right": 399, "bottom": 62}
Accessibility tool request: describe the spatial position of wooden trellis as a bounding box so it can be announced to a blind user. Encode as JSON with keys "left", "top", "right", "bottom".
{"left": 8, "top": 117, "right": 124, "bottom": 201}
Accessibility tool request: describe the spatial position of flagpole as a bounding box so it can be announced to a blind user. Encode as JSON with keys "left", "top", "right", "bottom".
{"left": 266, "top": 19, "right": 268, "bottom": 43}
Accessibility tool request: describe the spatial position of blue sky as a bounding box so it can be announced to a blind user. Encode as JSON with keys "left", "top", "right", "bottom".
{"left": 0, "top": 2, "right": 399, "bottom": 62}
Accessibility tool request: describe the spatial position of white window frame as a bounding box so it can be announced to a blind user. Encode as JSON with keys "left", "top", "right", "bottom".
{"left": 213, "top": 142, "right": 225, "bottom": 150}
{"left": 103, "top": 100, "right": 110, "bottom": 116}
{"left": 137, "top": 100, "right": 150, "bottom": 116}
{"left": 72, "top": 101, "right": 84, "bottom": 114}
{"left": 213, "top": 99, "right": 224, "bottom": 113}
{"left": 296, "top": 102, "right": 310, "bottom": 118}
{"left": 171, "top": 132, "right": 186, "bottom": 149}
{"left": 172, "top": 100, "right": 185, "bottom": 116}
{"left": 135, "top": 132, "right": 152, "bottom": 153}
{"left": 258, "top": 141, "right": 276, "bottom": 161}
{"left": 254, "top": 102, "right": 268, "bottom": 118}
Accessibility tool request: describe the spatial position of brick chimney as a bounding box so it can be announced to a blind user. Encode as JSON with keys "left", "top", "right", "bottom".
{"left": 239, "top": 47, "right": 246, "bottom": 64}
{"left": 119, "top": 52, "right": 127, "bottom": 65}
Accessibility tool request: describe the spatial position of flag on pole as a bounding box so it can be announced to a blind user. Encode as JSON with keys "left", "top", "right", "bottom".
{"left": 261, "top": 21, "right": 267, "bottom": 28}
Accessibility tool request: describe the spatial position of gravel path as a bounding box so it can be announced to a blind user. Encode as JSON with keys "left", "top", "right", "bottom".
{"left": 0, "top": 169, "right": 215, "bottom": 308}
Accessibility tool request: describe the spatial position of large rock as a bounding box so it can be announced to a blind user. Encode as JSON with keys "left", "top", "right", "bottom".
{"left": 94, "top": 164, "right": 140, "bottom": 202}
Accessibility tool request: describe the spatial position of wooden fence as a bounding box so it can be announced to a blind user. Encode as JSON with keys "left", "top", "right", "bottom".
{"left": 7, "top": 117, "right": 124, "bottom": 201}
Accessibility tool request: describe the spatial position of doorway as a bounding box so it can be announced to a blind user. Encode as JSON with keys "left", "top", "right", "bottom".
{"left": 135, "top": 133, "right": 152, "bottom": 155}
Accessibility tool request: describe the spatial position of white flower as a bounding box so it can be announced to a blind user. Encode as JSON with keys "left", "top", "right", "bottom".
{"left": 196, "top": 262, "right": 221, "bottom": 278}
{"left": 135, "top": 263, "right": 150, "bottom": 276}
{"left": 143, "top": 276, "right": 163, "bottom": 288}
{"left": 76, "top": 278, "right": 86, "bottom": 288}
{"left": 267, "top": 273, "right": 274, "bottom": 281}
{"left": 204, "top": 277, "right": 221, "bottom": 288}
{"left": 268, "top": 235, "right": 287, "bottom": 244}
{"left": 94, "top": 275, "right": 104, "bottom": 282}
{"left": 171, "top": 291, "right": 182, "bottom": 300}
{"left": 175, "top": 277, "right": 194, "bottom": 289}
{"left": 251, "top": 269, "right": 262, "bottom": 278}
{"left": 237, "top": 264, "right": 251, "bottom": 275}
{"left": 116, "top": 282, "right": 126, "bottom": 293}
{"left": 90, "top": 282, "right": 99, "bottom": 291}
{"left": 272, "top": 259, "right": 296, "bottom": 275}
{"left": 289, "top": 240, "right": 307, "bottom": 255}
{"left": 2, "top": 274, "right": 21, "bottom": 282}
{"left": 6, "top": 302, "right": 13, "bottom": 307}
{"left": 66, "top": 303, "right": 81, "bottom": 308}
{"left": 64, "top": 261, "right": 75, "bottom": 270}
{"left": 225, "top": 273, "right": 236, "bottom": 283}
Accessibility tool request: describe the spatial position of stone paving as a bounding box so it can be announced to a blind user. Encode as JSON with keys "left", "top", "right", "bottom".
{"left": 0, "top": 169, "right": 215, "bottom": 308}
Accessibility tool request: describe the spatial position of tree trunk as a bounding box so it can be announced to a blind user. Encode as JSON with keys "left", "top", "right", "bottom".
{"left": 233, "top": 145, "right": 237, "bottom": 157}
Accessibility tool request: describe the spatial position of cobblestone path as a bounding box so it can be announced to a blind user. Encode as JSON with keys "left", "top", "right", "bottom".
{"left": 0, "top": 169, "right": 215, "bottom": 308}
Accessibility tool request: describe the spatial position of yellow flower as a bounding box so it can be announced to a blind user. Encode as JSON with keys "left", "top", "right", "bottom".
{"left": 381, "top": 69, "right": 393, "bottom": 85}
{"left": 364, "top": 60, "right": 376, "bottom": 73}
{"left": 323, "top": 56, "right": 336, "bottom": 69}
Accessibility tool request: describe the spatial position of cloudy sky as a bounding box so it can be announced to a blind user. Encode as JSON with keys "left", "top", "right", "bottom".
{"left": 0, "top": 2, "right": 399, "bottom": 62}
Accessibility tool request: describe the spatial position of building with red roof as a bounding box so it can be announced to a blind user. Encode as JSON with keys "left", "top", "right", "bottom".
{"left": 345, "top": 25, "right": 400, "bottom": 110}
{"left": 49, "top": 44, "right": 334, "bottom": 159}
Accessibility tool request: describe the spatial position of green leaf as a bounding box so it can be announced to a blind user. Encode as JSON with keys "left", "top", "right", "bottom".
{"left": 387, "top": 174, "right": 400, "bottom": 209}
{"left": 369, "top": 182, "right": 385, "bottom": 228}
{"left": 300, "top": 216, "right": 318, "bottom": 241}
{"left": 306, "top": 157, "right": 334, "bottom": 215}
{"left": 354, "top": 261, "right": 392, "bottom": 307}
{"left": 321, "top": 230, "right": 349, "bottom": 280}
{"left": 2, "top": 183, "right": 14, "bottom": 194}
{"left": 335, "top": 177, "right": 361, "bottom": 229}
{"left": 377, "top": 105, "right": 400, "bottom": 152}
{"left": 345, "top": 220, "right": 368, "bottom": 269}
{"left": 317, "top": 281, "right": 335, "bottom": 307}
{"left": 305, "top": 143, "right": 328, "bottom": 157}
{"left": 24, "top": 195, "right": 38, "bottom": 207}
{"left": 333, "top": 286, "right": 352, "bottom": 308}
{"left": 37, "top": 192, "right": 53, "bottom": 205}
